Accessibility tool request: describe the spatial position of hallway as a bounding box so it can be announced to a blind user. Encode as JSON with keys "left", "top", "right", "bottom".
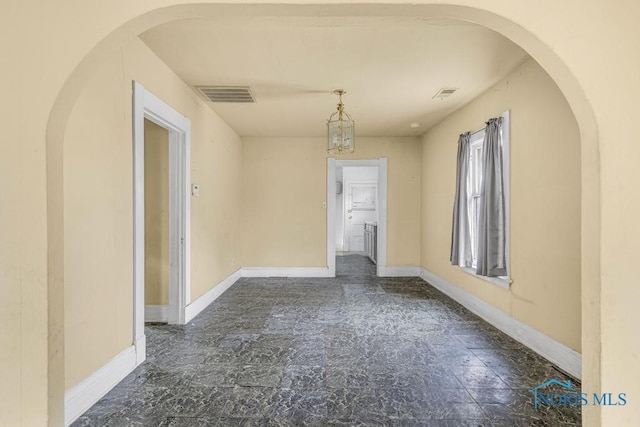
{"left": 73, "top": 255, "right": 580, "bottom": 426}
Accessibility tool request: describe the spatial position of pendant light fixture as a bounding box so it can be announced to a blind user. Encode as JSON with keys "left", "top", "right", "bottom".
{"left": 327, "top": 89, "right": 355, "bottom": 154}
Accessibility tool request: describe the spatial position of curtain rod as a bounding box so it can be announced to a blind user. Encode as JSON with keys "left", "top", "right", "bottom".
{"left": 461, "top": 116, "right": 502, "bottom": 140}
{"left": 459, "top": 127, "right": 484, "bottom": 140}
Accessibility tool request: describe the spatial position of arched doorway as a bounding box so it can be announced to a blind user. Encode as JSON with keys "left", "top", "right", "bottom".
{"left": 44, "top": 3, "right": 600, "bottom": 425}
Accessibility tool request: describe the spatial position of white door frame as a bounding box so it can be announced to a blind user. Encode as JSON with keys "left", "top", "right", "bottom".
{"left": 327, "top": 158, "right": 388, "bottom": 277}
{"left": 132, "top": 82, "right": 191, "bottom": 363}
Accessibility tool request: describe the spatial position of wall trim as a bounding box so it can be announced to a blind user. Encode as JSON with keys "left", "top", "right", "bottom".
{"left": 144, "top": 305, "right": 168, "bottom": 323}
{"left": 418, "top": 267, "right": 582, "bottom": 379}
{"left": 241, "top": 267, "right": 331, "bottom": 278}
{"left": 184, "top": 269, "right": 242, "bottom": 322}
{"left": 378, "top": 266, "right": 421, "bottom": 277}
{"left": 65, "top": 269, "right": 242, "bottom": 424}
{"left": 133, "top": 81, "right": 192, "bottom": 356}
{"left": 327, "top": 158, "right": 337, "bottom": 277}
{"left": 64, "top": 346, "right": 137, "bottom": 426}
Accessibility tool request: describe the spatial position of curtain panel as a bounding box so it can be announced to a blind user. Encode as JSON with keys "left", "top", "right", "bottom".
{"left": 476, "top": 117, "right": 507, "bottom": 277}
{"left": 450, "top": 132, "right": 472, "bottom": 267}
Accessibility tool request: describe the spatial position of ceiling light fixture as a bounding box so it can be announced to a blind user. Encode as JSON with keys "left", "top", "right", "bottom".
{"left": 327, "top": 89, "right": 355, "bottom": 154}
{"left": 410, "top": 122, "right": 421, "bottom": 129}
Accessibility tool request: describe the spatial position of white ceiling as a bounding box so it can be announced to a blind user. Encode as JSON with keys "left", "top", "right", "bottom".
{"left": 140, "top": 15, "right": 529, "bottom": 137}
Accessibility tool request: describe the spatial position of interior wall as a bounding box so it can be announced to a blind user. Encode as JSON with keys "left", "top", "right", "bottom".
{"left": 420, "top": 57, "right": 581, "bottom": 351}
{"left": 241, "top": 136, "right": 421, "bottom": 268}
{"left": 144, "top": 119, "right": 170, "bottom": 306}
{"left": 63, "top": 37, "right": 242, "bottom": 390}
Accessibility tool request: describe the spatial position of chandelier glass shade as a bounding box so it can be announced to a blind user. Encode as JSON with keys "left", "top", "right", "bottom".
{"left": 327, "top": 89, "right": 355, "bottom": 154}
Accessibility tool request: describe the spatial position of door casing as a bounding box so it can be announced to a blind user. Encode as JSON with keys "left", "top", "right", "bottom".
{"left": 132, "top": 82, "right": 191, "bottom": 363}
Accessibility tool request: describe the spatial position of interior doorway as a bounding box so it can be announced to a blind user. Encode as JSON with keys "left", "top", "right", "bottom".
{"left": 339, "top": 166, "right": 378, "bottom": 253}
{"left": 133, "top": 82, "right": 191, "bottom": 361}
{"left": 327, "top": 158, "right": 388, "bottom": 277}
{"left": 143, "top": 119, "right": 171, "bottom": 322}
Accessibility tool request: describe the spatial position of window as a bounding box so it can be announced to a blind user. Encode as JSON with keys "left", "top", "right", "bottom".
{"left": 468, "top": 130, "right": 485, "bottom": 269}
{"left": 451, "top": 110, "right": 511, "bottom": 288}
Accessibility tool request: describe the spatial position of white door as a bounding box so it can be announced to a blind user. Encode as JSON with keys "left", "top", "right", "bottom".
{"left": 344, "top": 181, "right": 377, "bottom": 251}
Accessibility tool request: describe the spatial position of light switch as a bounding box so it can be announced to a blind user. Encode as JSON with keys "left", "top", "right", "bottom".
{"left": 191, "top": 184, "right": 200, "bottom": 197}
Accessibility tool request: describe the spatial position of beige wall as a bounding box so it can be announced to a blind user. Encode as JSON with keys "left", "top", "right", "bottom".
{"left": 241, "top": 137, "right": 421, "bottom": 268}
{"left": 421, "top": 58, "right": 581, "bottom": 351}
{"left": 144, "top": 120, "right": 170, "bottom": 306}
{"left": 63, "top": 50, "right": 136, "bottom": 391}
{"left": 63, "top": 37, "right": 242, "bottom": 390}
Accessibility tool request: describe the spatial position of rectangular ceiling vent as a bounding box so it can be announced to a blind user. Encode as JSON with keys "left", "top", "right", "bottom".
{"left": 433, "top": 87, "right": 458, "bottom": 100}
{"left": 196, "top": 86, "right": 256, "bottom": 103}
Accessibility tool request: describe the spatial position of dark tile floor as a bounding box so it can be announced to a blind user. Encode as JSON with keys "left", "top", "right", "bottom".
{"left": 73, "top": 255, "right": 581, "bottom": 426}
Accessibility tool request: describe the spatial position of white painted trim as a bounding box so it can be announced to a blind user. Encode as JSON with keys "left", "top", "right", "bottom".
{"left": 64, "top": 267, "right": 241, "bottom": 424}
{"left": 376, "top": 158, "right": 388, "bottom": 275}
{"left": 134, "top": 334, "right": 146, "bottom": 366}
{"left": 185, "top": 269, "right": 241, "bottom": 322}
{"left": 328, "top": 158, "right": 388, "bottom": 277}
{"left": 64, "top": 346, "right": 137, "bottom": 426}
{"left": 241, "top": 267, "right": 331, "bottom": 278}
{"left": 460, "top": 267, "right": 511, "bottom": 290}
{"left": 501, "top": 110, "right": 511, "bottom": 279}
{"left": 133, "top": 81, "right": 191, "bottom": 362}
{"left": 418, "top": 267, "right": 582, "bottom": 379}
{"left": 378, "top": 266, "right": 421, "bottom": 277}
{"left": 144, "top": 305, "right": 169, "bottom": 323}
{"left": 183, "top": 120, "right": 192, "bottom": 306}
{"left": 327, "top": 158, "right": 336, "bottom": 277}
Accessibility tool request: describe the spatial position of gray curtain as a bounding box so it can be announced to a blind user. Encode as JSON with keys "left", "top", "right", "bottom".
{"left": 476, "top": 118, "right": 506, "bottom": 276}
{"left": 450, "top": 132, "right": 472, "bottom": 267}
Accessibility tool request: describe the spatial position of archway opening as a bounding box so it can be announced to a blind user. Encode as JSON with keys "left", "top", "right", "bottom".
{"left": 47, "top": 4, "right": 599, "bottom": 425}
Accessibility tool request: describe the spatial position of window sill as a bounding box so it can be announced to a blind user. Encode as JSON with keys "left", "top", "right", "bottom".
{"left": 460, "top": 267, "right": 512, "bottom": 289}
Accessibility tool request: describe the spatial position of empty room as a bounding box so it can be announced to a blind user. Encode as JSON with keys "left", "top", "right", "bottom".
{"left": 2, "top": 2, "right": 639, "bottom": 427}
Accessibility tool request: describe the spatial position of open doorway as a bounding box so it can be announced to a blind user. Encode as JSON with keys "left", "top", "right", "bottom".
{"left": 132, "top": 82, "right": 191, "bottom": 361}
{"left": 143, "top": 119, "right": 170, "bottom": 322}
{"left": 338, "top": 166, "right": 378, "bottom": 255}
{"left": 327, "top": 158, "right": 388, "bottom": 277}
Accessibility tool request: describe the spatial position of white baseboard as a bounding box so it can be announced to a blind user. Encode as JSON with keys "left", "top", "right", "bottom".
{"left": 144, "top": 305, "right": 168, "bottom": 323}
{"left": 65, "top": 346, "right": 137, "bottom": 426}
{"left": 65, "top": 269, "right": 242, "bottom": 424}
{"left": 185, "top": 269, "right": 242, "bottom": 322}
{"left": 418, "top": 267, "right": 582, "bottom": 379}
{"left": 240, "top": 267, "right": 331, "bottom": 278}
{"left": 134, "top": 334, "right": 146, "bottom": 365}
{"left": 378, "top": 265, "right": 421, "bottom": 277}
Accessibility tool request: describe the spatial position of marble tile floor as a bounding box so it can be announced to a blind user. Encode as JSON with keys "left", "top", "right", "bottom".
{"left": 73, "top": 255, "right": 581, "bottom": 426}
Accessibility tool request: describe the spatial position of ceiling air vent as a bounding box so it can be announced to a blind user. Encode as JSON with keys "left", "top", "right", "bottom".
{"left": 432, "top": 87, "right": 458, "bottom": 100}
{"left": 196, "top": 86, "right": 256, "bottom": 103}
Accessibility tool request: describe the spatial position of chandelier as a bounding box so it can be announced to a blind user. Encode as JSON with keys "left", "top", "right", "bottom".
{"left": 327, "top": 89, "right": 355, "bottom": 154}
